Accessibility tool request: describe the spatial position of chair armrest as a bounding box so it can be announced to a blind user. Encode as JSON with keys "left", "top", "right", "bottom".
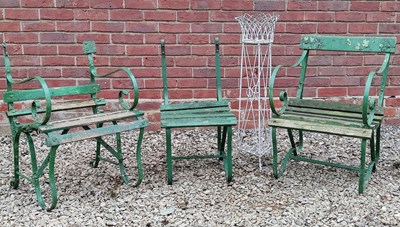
{"left": 268, "top": 51, "right": 307, "bottom": 116}
{"left": 11, "top": 77, "right": 52, "bottom": 125}
{"left": 91, "top": 68, "right": 139, "bottom": 111}
{"left": 362, "top": 53, "right": 391, "bottom": 128}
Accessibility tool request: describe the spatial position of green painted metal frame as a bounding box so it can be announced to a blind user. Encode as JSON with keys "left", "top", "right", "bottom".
{"left": 2, "top": 42, "right": 148, "bottom": 211}
{"left": 160, "top": 37, "right": 235, "bottom": 184}
{"left": 267, "top": 35, "right": 396, "bottom": 193}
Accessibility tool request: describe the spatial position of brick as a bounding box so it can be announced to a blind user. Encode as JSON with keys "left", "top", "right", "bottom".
{"left": 91, "top": 0, "right": 123, "bottom": 8}
{"left": 5, "top": 33, "right": 39, "bottom": 44}
{"left": 42, "top": 56, "right": 75, "bottom": 66}
{"left": 367, "top": 12, "right": 395, "bottom": 22}
{"left": 210, "top": 34, "right": 240, "bottom": 44}
{"left": 41, "top": 33, "right": 75, "bottom": 44}
{"left": 44, "top": 79, "right": 76, "bottom": 87}
{"left": 253, "top": 1, "right": 285, "bottom": 11}
{"left": 222, "top": 0, "right": 253, "bottom": 11}
{"left": 192, "top": 0, "right": 221, "bottom": 10}
{"left": 0, "top": 0, "right": 20, "bottom": 7}
{"left": 333, "top": 56, "right": 363, "bottom": 66}
{"left": 331, "top": 77, "right": 361, "bottom": 86}
{"left": 111, "top": 34, "right": 144, "bottom": 44}
{"left": 210, "top": 11, "right": 242, "bottom": 22}
{"left": 74, "top": 9, "right": 108, "bottom": 20}
{"left": 92, "top": 22, "right": 125, "bottom": 32}
{"left": 179, "top": 34, "right": 209, "bottom": 44}
{"left": 2, "top": 44, "right": 22, "bottom": 55}
{"left": 177, "top": 78, "right": 207, "bottom": 88}
{"left": 379, "top": 24, "right": 400, "bottom": 34}
{"left": 57, "top": 21, "right": 90, "bottom": 32}
{"left": 110, "top": 10, "right": 143, "bottom": 21}
{"left": 143, "top": 56, "right": 164, "bottom": 67}
{"left": 192, "top": 23, "right": 222, "bottom": 33}
{"left": 223, "top": 23, "right": 240, "bottom": 33}
{"left": 384, "top": 107, "right": 397, "bottom": 117}
{"left": 274, "top": 78, "right": 300, "bottom": 88}
{"left": 76, "top": 34, "right": 110, "bottom": 44}
{"left": 336, "top": 12, "right": 366, "bottom": 22}
{"left": 278, "top": 12, "right": 304, "bottom": 22}
{"left": 55, "top": 0, "right": 89, "bottom": 8}
{"left": 21, "top": 0, "right": 54, "bottom": 7}
{"left": 364, "top": 55, "right": 384, "bottom": 66}
{"left": 159, "top": 23, "right": 190, "bottom": 33}
{"left": 24, "top": 45, "right": 57, "bottom": 55}
{"left": 5, "top": 9, "right": 39, "bottom": 20}
{"left": 144, "top": 11, "right": 176, "bottom": 21}
{"left": 224, "top": 68, "right": 240, "bottom": 78}
{"left": 347, "top": 66, "right": 376, "bottom": 76}
{"left": 58, "top": 45, "right": 84, "bottom": 55}
{"left": 40, "top": 9, "right": 74, "bottom": 20}
{"left": 222, "top": 45, "right": 241, "bottom": 56}
{"left": 127, "top": 45, "right": 158, "bottom": 56}
{"left": 318, "top": 87, "right": 347, "bottom": 97}
{"left": 287, "top": 1, "right": 317, "bottom": 11}
{"left": 145, "top": 34, "right": 176, "bottom": 44}
{"left": 208, "top": 56, "right": 238, "bottom": 67}
{"left": 304, "top": 78, "right": 331, "bottom": 87}
{"left": 167, "top": 67, "right": 192, "bottom": 78}
{"left": 126, "top": 22, "right": 158, "bottom": 33}
{"left": 22, "top": 21, "right": 55, "bottom": 32}
{"left": 10, "top": 56, "right": 40, "bottom": 66}
{"left": 305, "top": 12, "right": 334, "bottom": 22}
{"left": 318, "top": 1, "right": 349, "bottom": 11}
{"left": 194, "top": 89, "right": 216, "bottom": 99}
{"left": 381, "top": 2, "right": 400, "bottom": 12}
{"left": 144, "top": 79, "right": 166, "bottom": 89}
{"left": 385, "top": 97, "right": 400, "bottom": 107}
{"left": 62, "top": 67, "right": 89, "bottom": 78}
{"left": 193, "top": 68, "right": 215, "bottom": 78}
{"left": 317, "top": 23, "right": 347, "bottom": 34}
{"left": 308, "top": 56, "right": 332, "bottom": 66}
{"left": 350, "top": 1, "right": 380, "bottom": 11}
{"left": 175, "top": 56, "right": 207, "bottom": 67}
{"left": 192, "top": 46, "right": 214, "bottom": 56}
{"left": 164, "top": 45, "right": 191, "bottom": 56}
{"left": 169, "top": 89, "right": 193, "bottom": 99}
{"left": 112, "top": 79, "right": 143, "bottom": 89}
{"left": 126, "top": 0, "right": 157, "bottom": 9}
{"left": 110, "top": 57, "right": 142, "bottom": 67}
{"left": 178, "top": 12, "right": 209, "bottom": 22}
{"left": 159, "top": 0, "right": 189, "bottom": 9}
{"left": 286, "top": 24, "right": 316, "bottom": 34}
{"left": 348, "top": 23, "right": 377, "bottom": 34}
{"left": 96, "top": 45, "right": 125, "bottom": 55}
{"left": 274, "top": 34, "right": 301, "bottom": 45}
{"left": 0, "top": 22, "right": 20, "bottom": 32}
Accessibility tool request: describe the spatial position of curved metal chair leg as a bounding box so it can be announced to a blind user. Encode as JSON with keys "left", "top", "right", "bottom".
{"left": 166, "top": 128, "right": 173, "bottom": 185}
{"left": 224, "top": 126, "right": 233, "bottom": 182}
{"left": 272, "top": 127, "right": 295, "bottom": 179}
{"left": 359, "top": 139, "right": 367, "bottom": 194}
{"left": 123, "top": 127, "right": 145, "bottom": 187}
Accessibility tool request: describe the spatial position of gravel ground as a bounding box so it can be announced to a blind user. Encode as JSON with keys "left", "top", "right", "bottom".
{"left": 1, "top": 126, "right": 400, "bottom": 226}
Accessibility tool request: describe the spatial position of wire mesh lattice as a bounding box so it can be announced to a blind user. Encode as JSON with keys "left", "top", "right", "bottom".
{"left": 235, "top": 13, "right": 278, "bottom": 169}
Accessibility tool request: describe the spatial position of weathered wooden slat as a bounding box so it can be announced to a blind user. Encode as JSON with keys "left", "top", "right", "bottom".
{"left": 161, "top": 106, "right": 231, "bottom": 116}
{"left": 39, "top": 110, "right": 144, "bottom": 133}
{"left": 7, "top": 99, "right": 106, "bottom": 117}
{"left": 161, "top": 116, "right": 237, "bottom": 128}
{"left": 160, "top": 101, "right": 229, "bottom": 111}
{"left": 268, "top": 117, "right": 373, "bottom": 139}
{"left": 300, "top": 35, "right": 396, "bottom": 53}
{"left": 289, "top": 99, "right": 384, "bottom": 115}
{"left": 286, "top": 106, "right": 384, "bottom": 122}
{"left": 45, "top": 120, "right": 149, "bottom": 146}
{"left": 3, "top": 84, "right": 101, "bottom": 103}
{"left": 162, "top": 112, "right": 234, "bottom": 120}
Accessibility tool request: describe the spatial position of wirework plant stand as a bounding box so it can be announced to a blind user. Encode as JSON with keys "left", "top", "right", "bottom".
{"left": 235, "top": 13, "right": 278, "bottom": 170}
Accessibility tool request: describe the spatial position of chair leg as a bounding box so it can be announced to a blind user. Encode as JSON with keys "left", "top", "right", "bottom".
{"left": 223, "top": 126, "right": 232, "bottom": 182}
{"left": 131, "top": 127, "right": 144, "bottom": 187}
{"left": 272, "top": 127, "right": 295, "bottom": 179}
{"left": 370, "top": 131, "right": 377, "bottom": 173}
{"left": 92, "top": 123, "right": 103, "bottom": 168}
{"left": 10, "top": 130, "right": 21, "bottom": 189}
{"left": 359, "top": 139, "right": 367, "bottom": 193}
{"left": 166, "top": 128, "right": 173, "bottom": 185}
{"left": 218, "top": 126, "right": 227, "bottom": 160}
{"left": 287, "top": 129, "right": 297, "bottom": 156}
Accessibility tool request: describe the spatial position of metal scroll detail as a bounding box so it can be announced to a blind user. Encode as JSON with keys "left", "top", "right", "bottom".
{"left": 235, "top": 13, "right": 278, "bottom": 170}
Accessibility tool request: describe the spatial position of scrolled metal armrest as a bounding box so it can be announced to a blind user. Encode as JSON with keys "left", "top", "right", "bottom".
{"left": 15, "top": 77, "right": 52, "bottom": 125}
{"left": 92, "top": 68, "right": 139, "bottom": 110}
{"left": 269, "top": 65, "right": 288, "bottom": 116}
{"left": 362, "top": 71, "right": 377, "bottom": 128}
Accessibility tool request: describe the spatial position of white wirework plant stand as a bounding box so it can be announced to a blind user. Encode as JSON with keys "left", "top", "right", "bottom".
{"left": 235, "top": 13, "right": 278, "bottom": 170}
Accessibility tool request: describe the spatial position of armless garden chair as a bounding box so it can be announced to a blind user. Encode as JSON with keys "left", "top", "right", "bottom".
{"left": 160, "top": 37, "right": 237, "bottom": 184}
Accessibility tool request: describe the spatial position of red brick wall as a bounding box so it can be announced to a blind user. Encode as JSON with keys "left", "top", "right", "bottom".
{"left": 1, "top": 0, "right": 400, "bottom": 132}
